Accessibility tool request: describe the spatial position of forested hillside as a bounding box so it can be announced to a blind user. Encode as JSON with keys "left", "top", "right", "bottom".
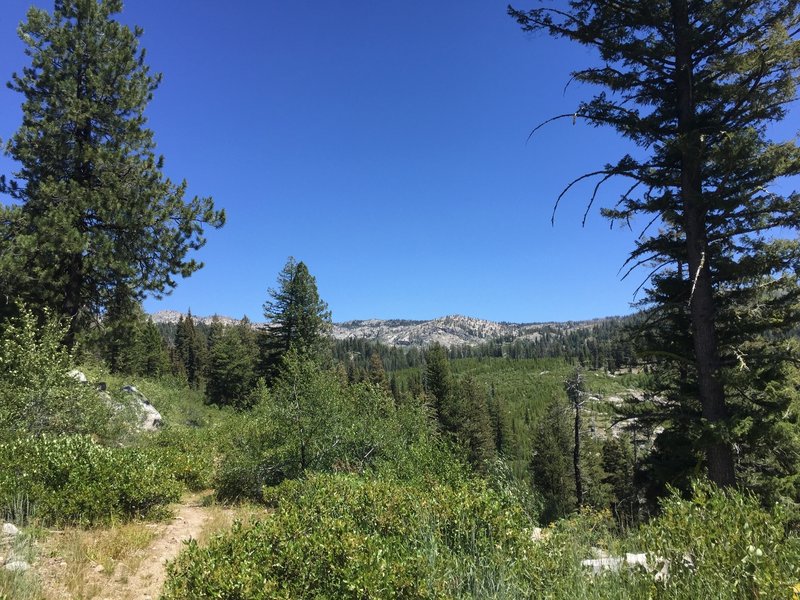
{"left": 1, "top": 0, "right": 799, "bottom": 599}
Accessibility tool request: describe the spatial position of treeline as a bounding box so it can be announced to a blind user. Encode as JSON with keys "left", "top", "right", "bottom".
{"left": 332, "top": 314, "right": 643, "bottom": 378}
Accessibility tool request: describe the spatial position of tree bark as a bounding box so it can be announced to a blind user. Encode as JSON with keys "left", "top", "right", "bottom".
{"left": 671, "top": 0, "right": 736, "bottom": 487}
{"left": 574, "top": 400, "right": 583, "bottom": 507}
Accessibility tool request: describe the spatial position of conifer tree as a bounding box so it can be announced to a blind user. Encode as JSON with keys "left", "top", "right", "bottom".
{"left": 455, "top": 376, "right": 497, "bottom": 472}
{"left": 262, "top": 257, "right": 331, "bottom": 379}
{"left": 174, "top": 312, "right": 205, "bottom": 388}
{"left": 424, "top": 343, "right": 457, "bottom": 433}
{"left": 0, "top": 0, "right": 224, "bottom": 345}
{"left": 530, "top": 398, "right": 575, "bottom": 522}
{"left": 510, "top": 1, "right": 800, "bottom": 491}
{"left": 367, "top": 352, "right": 389, "bottom": 392}
{"left": 206, "top": 318, "right": 259, "bottom": 408}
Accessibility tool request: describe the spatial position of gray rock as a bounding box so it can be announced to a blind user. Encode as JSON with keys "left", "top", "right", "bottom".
{"left": 67, "top": 369, "right": 88, "bottom": 383}
{"left": 2, "top": 523, "right": 19, "bottom": 537}
{"left": 5, "top": 560, "right": 30, "bottom": 572}
{"left": 120, "top": 385, "right": 162, "bottom": 431}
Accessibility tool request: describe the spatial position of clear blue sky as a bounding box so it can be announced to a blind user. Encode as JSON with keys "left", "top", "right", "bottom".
{"left": 2, "top": 1, "right": 796, "bottom": 323}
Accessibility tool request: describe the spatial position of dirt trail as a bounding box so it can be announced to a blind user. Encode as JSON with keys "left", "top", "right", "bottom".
{"left": 38, "top": 493, "right": 232, "bottom": 600}
{"left": 96, "top": 494, "right": 215, "bottom": 600}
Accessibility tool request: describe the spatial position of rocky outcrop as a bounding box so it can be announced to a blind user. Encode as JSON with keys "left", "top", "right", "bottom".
{"left": 151, "top": 310, "right": 624, "bottom": 348}
{"left": 120, "top": 385, "right": 162, "bottom": 431}
{"left": 66, "top": 370, "right": 163, "bottom": 432}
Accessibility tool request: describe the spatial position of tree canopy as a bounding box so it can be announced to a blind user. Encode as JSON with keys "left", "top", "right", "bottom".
{"left": 510, "top": 0, "right": 800, "bottom": 491}
{"left": 262, "top": 257, "right": 332, "bottom": 377}
{"left": 0, "top": 0, "right": 224, "bottom": 345}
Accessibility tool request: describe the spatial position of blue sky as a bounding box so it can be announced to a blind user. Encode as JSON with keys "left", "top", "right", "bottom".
{"left": 2, "top": 1, "right": 796, "bottom": 323}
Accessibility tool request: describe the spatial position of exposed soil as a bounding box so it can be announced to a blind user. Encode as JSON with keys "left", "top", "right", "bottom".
{"left": 38, "top": 493, "right": 230, "bottom": 600}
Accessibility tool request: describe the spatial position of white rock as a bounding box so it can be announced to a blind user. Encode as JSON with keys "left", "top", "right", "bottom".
{"left": 120, "top": 385, "right": 163, "bottom": 431}
{"left": 5, "top": 560, "right": 30, "bottom": 572}
{"left": 626, "top": 553, "right": 648, "bottom": 569}
{"left": 2, "top": 523, "right": 19, "bottom": 536}
{"left": 581, "top": 557, "right": 624, "bottom": 575}
{"left": 67, "top": 369, "right": 88, "bottom": 383}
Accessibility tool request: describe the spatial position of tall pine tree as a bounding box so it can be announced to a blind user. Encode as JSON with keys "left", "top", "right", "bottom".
{"left": 262, "top": 257, "right": 331, "bottom": 379}
{"left": 510, "top": 1, "right": 800, "bottom": 493}
{"left": 0, "top": 0, "right": 224, "bottom": 345}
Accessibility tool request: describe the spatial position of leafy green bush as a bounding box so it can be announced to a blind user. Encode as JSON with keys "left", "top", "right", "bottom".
{"left": 214, "top": 352, "right": 461, "bottom": 500}
{"left": 0, "top": 435, "right": 181, "bottom": 525}
{"left": 164, "top": 473, "right": 538, "bottom": 599}
{"left": 0, "top": 308, "right": 121, "bottom": 441}
{"left": 636, "top": 482, "right": 800, "bottom": 599}
{"left": 512, "top": 483, "right": 800, "bottom": 599}
{"left": 143, "top": 425, "right": 218, "bottom": 491}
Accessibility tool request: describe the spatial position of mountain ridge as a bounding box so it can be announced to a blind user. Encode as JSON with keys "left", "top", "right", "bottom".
{"left": 150, "top": 310, "right": 625, "bottom": 348}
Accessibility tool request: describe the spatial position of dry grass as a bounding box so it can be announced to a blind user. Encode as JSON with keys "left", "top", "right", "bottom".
{"left": 7, "top": 492, "right": 262, "bottom": 600}
{"left": 38, "top": 521, "right": 157, "bottom": 599}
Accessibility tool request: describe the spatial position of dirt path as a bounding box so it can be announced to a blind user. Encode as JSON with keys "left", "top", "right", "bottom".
{"left": 96, "top": 494, "right": 215, "bottom": 600}
{"left": 38, "top": 493, "right": 234, "bottom": 600}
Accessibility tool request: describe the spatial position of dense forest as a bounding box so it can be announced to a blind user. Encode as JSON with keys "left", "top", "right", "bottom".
{"left": 1, "top": 0, "right": 800, "bottom": 598}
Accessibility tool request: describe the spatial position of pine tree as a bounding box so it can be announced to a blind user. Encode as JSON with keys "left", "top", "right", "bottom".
{"left": 174, "top": 312, "right": 206, "bottom": 388}
{"left": 367, "top": 352, "right": 389, "bottom": 392}
{"left": 423, "top": 344, "right": 453, "bottom": 430}
{"left": 565, "top": 369, "right": 586, "bottom": 507}
{"left": 510, "top": 1, "right": 800, "bottom": 491}
{"left": 530, "top": 398, "right": 575, "bottom": 523}
{"left": 455, "top": 376, "right": 496, "bottom": 473}
{"left": 262, "top": 257, "right": 331, "bottom": 379}
{"left": 0, "top": 0, "right": 224, "bottom": 346}
{"left": 206, "top": 318, "right": 258, "bottom": 408}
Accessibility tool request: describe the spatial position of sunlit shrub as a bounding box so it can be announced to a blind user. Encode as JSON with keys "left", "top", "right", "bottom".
{"left": 0, "top": 434, "right": 181, "bottom": 525}
{"left": 0, "top": 308, "right": 122, "bottom": 441}
{"left": 164, "top": 473, "right": 537, "bottom": 599}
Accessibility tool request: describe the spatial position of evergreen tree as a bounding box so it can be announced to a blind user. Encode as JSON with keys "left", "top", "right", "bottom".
{"left": 487, "top": 383, "right": 514, "bottom": 456}
{"left": 367, "top": 351, "right": 389, "bottom": 392}
{"left": 455, "top": 376, "right": 496, "bottom": 473}
{"left": 137, "top": 317, "right": 170, "bottom": 377}
{"left": 510, "top": 1, "right": 800, "bottom": 491}
{"left": 424, "top": 343, "right": 455, "bottom": 432}
{"left": 602, "top": 435, "right": 638, "bottom": 524}
{"left": 206, "top": 318, "right": 259, "bottom": 408}
{"left": 174, "top": 312, "right": 206, "bottom": 388}
{"left": 102, "top": 300, "right": 169, "bottom": 377}
{"left": 530, "top": 398, "right": 575, "bottom": 523}
{"left": 262, "top": 257, "right": 331, "bottom": 379}
{"left": 0, "top": 0, "right": 224, "bottom": 346}
{"left": 565, "top": 369, "right": 586, "bottom": 507}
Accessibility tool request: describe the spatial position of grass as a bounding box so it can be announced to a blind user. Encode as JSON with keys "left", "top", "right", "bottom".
{"left": 0, "top": 526, "right": 42, "bottom": 600}
{"left": 38, "top": 521, "right": 157, "bottom": 599}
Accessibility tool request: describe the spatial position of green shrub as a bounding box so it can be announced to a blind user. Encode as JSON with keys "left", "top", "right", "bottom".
{"left": 0, "top": 434, "right": 181, "bottom": 525}
{"left": 144, "top": 425, "right": 218, "bottom": 491}
{"left": 0, "top": 308, "right": 121, "bottom": 441}
{"left": 214, "top": 354, "right": 462, "bottom": 500}
{"left": 515, "top": 483, "right": 800, "bottom": 599}
{"left": 636, "top": 482, "right": 800, "bottom": 599}
{"left": 164, "top": 473, "right": 538, "bottom": 599}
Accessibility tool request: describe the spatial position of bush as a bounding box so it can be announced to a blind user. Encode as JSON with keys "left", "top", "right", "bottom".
{"left": 0, "top": 308, "right": 121, "bottom": 441}
{"left": 143, "top": 425, "right": 218, "bottom": 491}
{"left": 214, "top": 354, "right": 461, "bottom": 500}
{"left": 508, "top": 483, "right": 800, "bottom": 599}
{"left": 164, "top": 473, "right": 538, "bottom": 599}
{"left": 0, "top": 435, "right": 181, "bottom": 525}
{"left": 636, "top": 481, "right": 800, "bottom": 599}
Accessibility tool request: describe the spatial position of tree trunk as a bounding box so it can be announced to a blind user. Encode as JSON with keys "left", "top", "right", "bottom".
{"left": 671, "top": 0, "right": 736, "bottom": 487}
{"left": 61, "top": 253, "right": 83, "bottom": 350}
{"left": 574, "top": 401, "right": 583, "bottom": 507}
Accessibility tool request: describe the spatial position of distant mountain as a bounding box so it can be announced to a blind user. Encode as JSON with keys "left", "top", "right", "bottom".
{"left": 149, "top": 310, "right": 242, "bottom": 328}
{"left": 150, "top": 310, "right": 619, "bottom": 348}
